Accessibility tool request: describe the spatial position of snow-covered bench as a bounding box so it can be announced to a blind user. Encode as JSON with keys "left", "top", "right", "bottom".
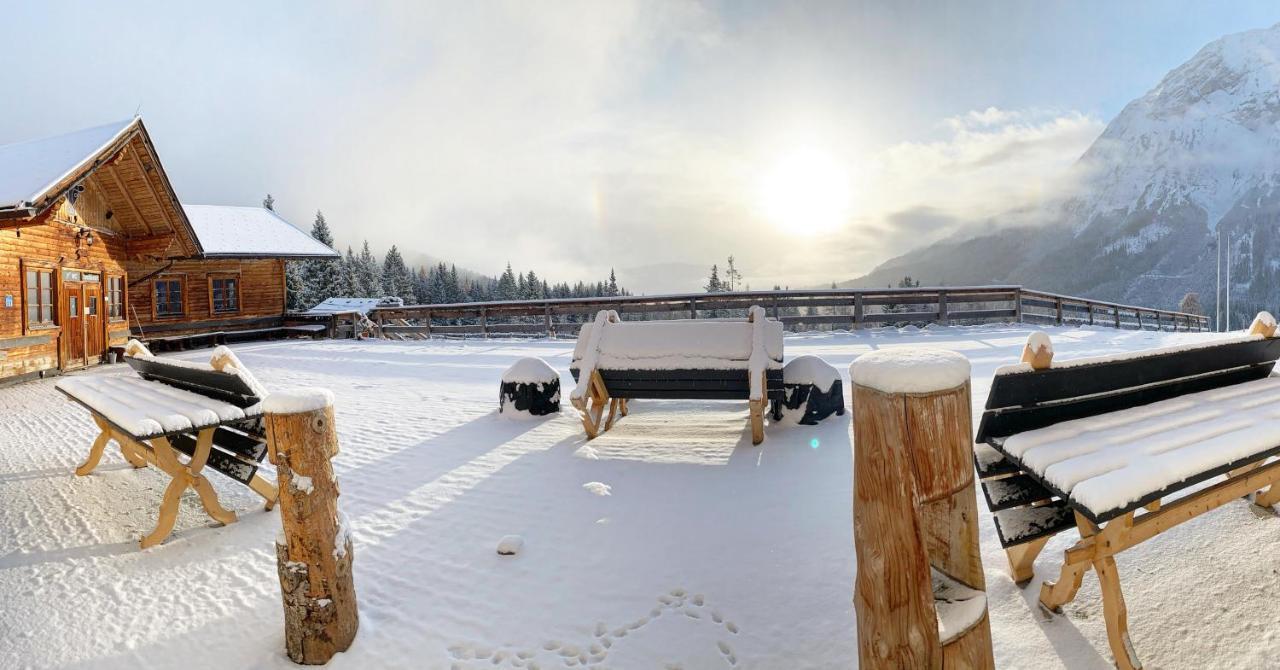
{"left": 568, "top": 306, "right": 784, "bottom": 444}
{"left": 56, "top": 342, "right": 279, "bottom": 549}
{"left": 974, "top": 314, "right": 1280, "bottom": 670}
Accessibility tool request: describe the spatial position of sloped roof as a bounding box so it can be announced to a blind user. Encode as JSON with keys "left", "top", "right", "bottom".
{"left": 0, "top": 119, "right": 135, "bottom": 211}
{"left": 182, "top": 204, "right": 339, "bottom": 258}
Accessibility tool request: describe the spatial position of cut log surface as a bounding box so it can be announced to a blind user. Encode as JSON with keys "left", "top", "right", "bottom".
{"left": 266, "top": 400, "right": 358, "bottom": 665}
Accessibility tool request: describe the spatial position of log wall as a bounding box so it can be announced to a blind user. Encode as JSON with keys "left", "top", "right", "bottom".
{"left": 127, "top": 258, "right": 287, "bottom": 337}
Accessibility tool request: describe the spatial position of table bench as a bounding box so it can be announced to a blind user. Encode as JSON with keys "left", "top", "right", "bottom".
{"left": 568, "top": 306, "right": 784, "bottom": 444}
{"left": 57, "top": 345, "right": 278, "bottom": 548}
{"left": 975, "top": 316, "right": 1280, "bottom": 669}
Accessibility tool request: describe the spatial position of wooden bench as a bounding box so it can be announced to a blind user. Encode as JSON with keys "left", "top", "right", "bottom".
{"left": 974, "top": 315, "right": 1280, "bottom": 669}
{"left": 568, "top": 306, "right": 784, "bottom": 444}
{"left": 57, "top": 344, "right": 279, "bottom": 548}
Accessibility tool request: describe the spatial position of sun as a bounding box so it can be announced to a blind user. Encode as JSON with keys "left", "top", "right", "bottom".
{"left": 757, "top": 147, "right": 853, "bottom": 235}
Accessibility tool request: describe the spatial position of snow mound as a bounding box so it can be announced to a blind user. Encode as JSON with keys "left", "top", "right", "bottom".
{"left": 503, "top": 357, "right": 558, "bottom": 384}
{"left": 497, "top": 535, "right": 524, "bottom": 556}
{"left": 262, "top": 388, "right": 335, "bottom": 415}
{"left": 582, "top": 482, "right": 612, "bottom": 496}
{"left": 210, "top": 346, "right": 270, "bottom": 399}
{"left": 783, "top": 355, "right": 839, "bottom": 392}
{"left": 849, "top": 348, "right": 970, "bottom": 394}
{"left": 124, "top": 339, "right": 153, "bottom": 359}
{"left": 1025, "top": 331, "right": 1053, "bottom": 356}
{"left": 932, "top": 568, "right": 987, "bottom": 644}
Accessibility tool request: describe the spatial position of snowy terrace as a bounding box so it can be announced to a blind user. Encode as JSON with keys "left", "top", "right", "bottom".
{"left": 0, "top": 323, "right": 1273, "bottom": 669}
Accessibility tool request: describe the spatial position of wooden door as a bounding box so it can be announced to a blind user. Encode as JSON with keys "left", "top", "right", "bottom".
{"left": 64, "top": 283, "right": 85, "bottom": 367}
{"left": 83, "top": 283, "right": 103, "bottom": 363}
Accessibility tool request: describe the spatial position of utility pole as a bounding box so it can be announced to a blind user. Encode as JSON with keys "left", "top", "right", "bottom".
{"left": 1216, "top": 228, "right": 1222, "bottom": 332}
{"left": 1226, "top": 234, "right": 1232, "bottom": 331}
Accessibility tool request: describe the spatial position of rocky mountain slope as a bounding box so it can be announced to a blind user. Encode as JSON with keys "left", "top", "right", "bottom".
{"left": 848, "top": 22, "right": 1280, "bottom": 327}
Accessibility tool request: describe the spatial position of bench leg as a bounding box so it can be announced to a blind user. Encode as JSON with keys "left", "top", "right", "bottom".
{"left": 75, "top": 429, "right": 112, "bottom": 477}
{"left": 141, "top": 476, "right": 187, "bottom": 550}
{"left": 749, "top": 397, "right": 765, "bottom": 445}
{"left": 1039, "top": 559, "right": 1089, "bottom": 613}
{"left": 249, "top": 473, "right": 280, "bottom": 511}
{"left": 604, "top": 398, "right": 621, "bottom": 431}
{"left": 1006, "top": 535, "right": 1050, "bottom": 585}
{"left": 1096, "top": 555, "right": 1142, "bottom": 670}
{"left": 192, "top": 475, "right": 237, "bottom": 525}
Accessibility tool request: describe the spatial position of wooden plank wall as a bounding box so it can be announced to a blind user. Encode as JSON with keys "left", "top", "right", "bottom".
{"left": 0, "top": 205, "right": 131, "bottom": 379}
{"left": 126, "top": 258, "right": 286, "bottom": 337}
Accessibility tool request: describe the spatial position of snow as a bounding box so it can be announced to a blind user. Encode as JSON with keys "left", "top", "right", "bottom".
{"left": 572, "top": 315, "right": 785, "bottom": 373}
{"left": 300, "top": 298, "right": 383, "bottom": 317}
{"left": 496, "top": 535, "right": 525, "bottom": 556}
{"left": 261, "top": 387, "right": 335, "bottom": 415}
{"left": 55, "top": 375, "right": 260, "bottom": 438}
{"left": 124, "top": 339, "right": 153, "bottom": 359}
{"left": 783, "top": 355, "right": 840, "bottom": 392}
{"left": 210, "top": 346, "right": 270, "bottom": 400}
{"left": 5, "top": 323, "right": 1275, "bottom": 669}
{"left": 291, "top": 473, "right": 314, "bottom": 495}
{"left": 995, "top": 332, "right": 1262, "bottom": 376}
{"left": 0, "top": 119, "right": 135, "bottom": 209}
{"left": 849, "top": 347, "right": 971, "bottom": 393}
{"left": 182, "top": 204, "right": 339, "bottom": 258}
{"left": 1026, "top": 330, "right": 1053, "bottom": 357}
{"left": 502, "top": 357, "right": 558, "bottom": 384}
{"left": 1000, "top": 375, "right": 1280, "bottom": 517}
{"left": 1251, "top": 310, "right": 1276, "bottom": 332}
{"left": 933, "top": 568, "right": 988, "bottom": 644}
{"left": 582, "top": 482, "right": 612, "bottom": 496}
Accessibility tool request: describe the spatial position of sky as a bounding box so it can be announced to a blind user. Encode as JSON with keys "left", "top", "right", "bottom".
{"left": 1, "top": 1, "right": 1278, "bottom": 293}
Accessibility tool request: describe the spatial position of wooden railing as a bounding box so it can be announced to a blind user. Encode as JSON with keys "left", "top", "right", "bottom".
{"left": 368, "top": 286, "right": 1209, "bottom": 338}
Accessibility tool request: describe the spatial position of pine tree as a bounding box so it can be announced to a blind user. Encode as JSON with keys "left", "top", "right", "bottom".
{"left": 285, "top": 261, "right": 308, "bottom": 310}
{"left": 606, "top": 269, "right": 619, "bottom": 297}
{"left": 381, "top": 245, "right": 417, "bottom": 303}
{"left": 725, "top": 256, "right": 742, "bottom": 292}
{"left": 704, "top": 264, "right": 722, "bottom": 292}
{"left": 342, "top": 246, "right": 361, "bottom": 297}
{"left": 300, "top": 211, "right": 346, "bottom": 302}
{"left": 497, "top": 263, "right": 518, "bottom": 300}
{"left": 356, "top": 241, "right": 383, "bottom": 297}
{"left": 448, "top": 265, "right": 461, "bottom": 303}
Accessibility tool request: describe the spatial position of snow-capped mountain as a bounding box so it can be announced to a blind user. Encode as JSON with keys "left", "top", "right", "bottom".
{"left": 849, "top": 22, "right": 1280, "bottom": 325}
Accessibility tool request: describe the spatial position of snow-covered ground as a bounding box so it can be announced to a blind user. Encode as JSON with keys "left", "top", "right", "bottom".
{"left": 0, "top": 323, "right": 1274, "bottom": 669}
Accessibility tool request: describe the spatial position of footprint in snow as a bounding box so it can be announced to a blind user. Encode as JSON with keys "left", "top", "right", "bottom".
{"left": 582, "top": 482, "right": 611, "bottom": 496}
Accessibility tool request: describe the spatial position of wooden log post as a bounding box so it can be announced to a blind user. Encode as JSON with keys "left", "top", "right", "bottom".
{"left": 850, "top": 348, "right": 993, "bottom": 670}
{"left": 264, "top": 389, "right": 358, "bottom": 665}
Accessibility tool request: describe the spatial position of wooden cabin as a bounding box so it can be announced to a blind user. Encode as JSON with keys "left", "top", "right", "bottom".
{"left": 0, "top": 118, "right": 337, "bottom": 385}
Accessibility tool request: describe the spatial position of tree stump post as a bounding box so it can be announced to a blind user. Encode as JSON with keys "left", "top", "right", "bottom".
{"left": 264, "top": 388, "right": 358, "bottom": 665}
{"left": 850, "top": 348, "right": 994, "bottom": 670}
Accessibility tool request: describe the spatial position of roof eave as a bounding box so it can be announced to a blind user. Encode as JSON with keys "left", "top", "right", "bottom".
{"left": 199, "top": 251, "right": 341, "bottom": 260}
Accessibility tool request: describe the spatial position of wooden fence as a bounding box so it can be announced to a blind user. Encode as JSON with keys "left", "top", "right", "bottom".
{"left": 368, "top": 286, "right": 1209, "bottom": 339}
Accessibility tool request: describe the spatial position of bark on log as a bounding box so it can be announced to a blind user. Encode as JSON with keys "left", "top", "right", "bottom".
{"left": 852, "top": 372, "right": 993, "bottom": 669}
{"left": 265, "top": 391, "right": 358, "bottom": 664}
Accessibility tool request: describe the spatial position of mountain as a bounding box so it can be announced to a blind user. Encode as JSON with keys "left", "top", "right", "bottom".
{"left": 847, "top": 22, "right": 1280, "bottom": 327}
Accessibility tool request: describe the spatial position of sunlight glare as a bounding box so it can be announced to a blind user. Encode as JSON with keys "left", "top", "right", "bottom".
{"left": 758, "top": 147, "right": 853, "bottom": 235}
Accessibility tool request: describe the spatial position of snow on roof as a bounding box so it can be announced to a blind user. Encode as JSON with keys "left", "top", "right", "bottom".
{"left": 182, "top": 204, "right": 339, "bottom": 258}
{"left": 301, "top": 297, "right": 382, "bottom": 316}
{"left": 0, "top": 119, "right": 135, "bottom": 210}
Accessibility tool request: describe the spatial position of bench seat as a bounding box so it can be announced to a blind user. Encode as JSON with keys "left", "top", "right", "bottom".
{"left": 995, "top": 375, "right": 1280, "bottom": 522}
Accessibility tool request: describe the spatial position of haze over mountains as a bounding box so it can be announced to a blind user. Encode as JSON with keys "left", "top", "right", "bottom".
{"left": 846, "top": 22, "right": 1280, "bottom": 327}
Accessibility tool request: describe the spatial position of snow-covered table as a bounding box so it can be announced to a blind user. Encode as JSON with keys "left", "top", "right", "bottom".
{"left": 975, "top": 321, "right": 1280, "bottom": 670}
{"left": 56, "top": 345, "right": 278, "bottom": 549}
{"left": 568, "top": 306, "right": 784, "bottom": 444}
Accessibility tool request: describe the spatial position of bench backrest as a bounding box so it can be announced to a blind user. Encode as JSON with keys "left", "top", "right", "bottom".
{"left": 125, "top": 356, "right": 262, "bottom": 409}
{"left": 571, "top": 318, "right": 784, "bottom": 369}
{"left": 976, "top": 337, "right": 1280, "bottom": 443}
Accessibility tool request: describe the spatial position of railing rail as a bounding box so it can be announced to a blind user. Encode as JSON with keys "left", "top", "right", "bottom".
{"left": 366, "top": 286, "right": 1210, "bottom": 339}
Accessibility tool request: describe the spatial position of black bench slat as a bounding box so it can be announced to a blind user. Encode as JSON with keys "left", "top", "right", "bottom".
{"left": 610, "top": 389, "right": 785, "bottom": 400}
{"left": 981, "top": 474, "right": 1053, "bottom": 512}
{"left": 984, "top": 338, "right": 1280, "bottom": 410}
{"left": 168, "top": 434, "right": 260, "bottom": 485}
{"left": 976, "top": 364, "right": 1271, "bottom": 443}
{"left": 125, "top": 356, "right": 260, "bottom": 409}
{"left": 211, "top": 426, "right": 269, "bottom": 463}
{"left": 974, "top": 443, "right": 1020, "bottom": 480}
{"left": 570, "top": 367, "right": 784, "bottom": 382}
{"left": 992, "top": 500, "right": 1075, "bottom": 548}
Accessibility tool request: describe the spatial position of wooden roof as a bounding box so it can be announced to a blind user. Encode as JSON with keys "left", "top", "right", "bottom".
{"left": 0, "top": 118, "right": 202, "bottom": 259}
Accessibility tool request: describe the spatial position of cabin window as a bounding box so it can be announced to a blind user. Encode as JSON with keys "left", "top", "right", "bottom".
{"left": 154, "top": 278, "right": 184, "bottom": 318}
{"left": 106, "top": 276, "right": 125, "bottom": 321}
{"left": 23, "top": 266, "right": 54, "bottom": 329}
{"left": 210, "top": 276, "right": 240, "bottom": 314}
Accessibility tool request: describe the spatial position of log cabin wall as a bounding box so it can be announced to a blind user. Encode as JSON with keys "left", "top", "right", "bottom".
{"left": 125, "top": 258, "right": 287, "bottom": 338}
{"left": 0, "top": 193, "right": 133, "bottom": 381}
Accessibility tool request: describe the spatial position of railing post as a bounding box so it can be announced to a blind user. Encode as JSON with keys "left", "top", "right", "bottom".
{"left": 771, "top": 296, "right": 780, "bottom": 320}
{"left": 264, "top": 389, "right": 358, "bottom": 665}
{"left": 937, "top": 290, "right": 948, "bottom": 325}
{"left": 1136, "top": 310, "right": 1143, "bottom": 331}
{"left": 423, "top": 309, "right": 432, "bottom": 339}
{"left": 850, "top": 349, "right": 992, "bottom": 669}
{"left": 689, "top": 299, "right": 697, "bottom": 319}
{"left": 1014, "top": 289, "right": 1023, "bottom": 323}
{"left": 1114, "top": 307, "right": 1121, "bottom": 329}
{"left": 544, "top": 305, "right": 554, "bottom": 338}
{"left": 1055, "top": 297, "right": 1063, "bottom": 325}
{"left": 1087, "top": 303, "right": 1095, "bottom": 326}
{"left": 854, "top": 293, "right": 864, "bottom": 330}
{"left": 1155, "top": 312, "right": 1161, "bottom": 331}
{"left": 480, "top": 307, "right": 489, "bottom": 338}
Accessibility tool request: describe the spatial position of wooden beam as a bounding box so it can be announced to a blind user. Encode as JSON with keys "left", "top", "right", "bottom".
{"left": 125, "top": 233, "right": 177, "bottom": 259}
{"left": 126, "top": 142, "right": 184, "bottom": 251}
{"left": 102, "top": 162, "right": 153, "bottom": 236}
